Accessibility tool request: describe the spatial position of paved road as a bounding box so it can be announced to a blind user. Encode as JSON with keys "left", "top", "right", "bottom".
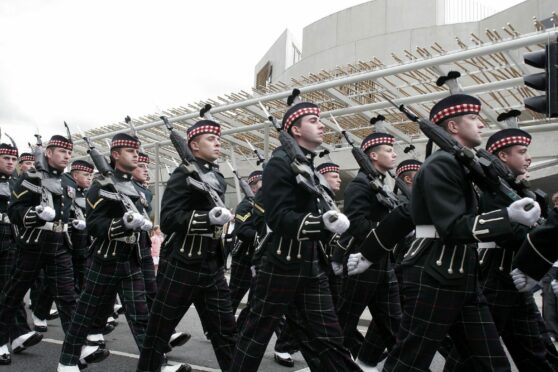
{"left": 4, "top": 273, "right": 541, "bottom": 371}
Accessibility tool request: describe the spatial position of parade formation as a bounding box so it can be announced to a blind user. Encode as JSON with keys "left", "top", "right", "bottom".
{"left": 2, "top": 11, "right": 558, "bottom": 371}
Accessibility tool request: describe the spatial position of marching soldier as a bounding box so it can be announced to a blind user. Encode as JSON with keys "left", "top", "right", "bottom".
{"left": 315, "top": 162, "right": 344, "bottom": 306}
{"left": 0, "top": 135, "right": 80, "bottom": 361}
{"left": 230, "top": 96, "right": 360, "bottom": 371}
{"left": 29, "top": 160, "right": 93, "bottom": 332}
{"left": 137, "top": 119, "right": 235, "bottom": 372}
{"left": 454, "top": 128, "right": 554, "bottom": 371}
{"left": 232, "top": 173, "right": 299, "bottom": 368}
{"left": 376, "top": 94, "right": 541, "bottom": 371}
{"left": 229, "top": 170, "right": 262, "bottom": 315}
{"left": 65, "top": 160, "right": 94, "bottom": 290}
{"left": 335, "top": 133, "right": 402, "bottom": 372}
{"left": 0, "top": 142, "right": 42, "bottom": 365}
{"left": 132, "top": 152, "right": 190, "bottom": 348}
{"left": 58, "top": 133, "right": 152, "bottom": 371}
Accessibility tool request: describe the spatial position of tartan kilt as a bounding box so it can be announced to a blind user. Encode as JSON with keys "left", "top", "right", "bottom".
{"left": 229, "top": 254, "right": 252, "bottom": 313}
{"left": 382, "top": 249, "right": 510, "bottom": 372}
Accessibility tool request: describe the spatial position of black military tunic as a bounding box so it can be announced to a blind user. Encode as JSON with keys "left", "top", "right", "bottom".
{"left": 0, "top": 173, "right": 35, "bottom": 343}
{"left": 229, "top": 196, "right": 256, "bottom": 314}
{"left": 230, "top": 146, "right": 359, "bottom": 372}
{"left": 30, "top": 173, "right": 91, "bottom": 321}
{"left": 137, "top": 159, "right": 236, "bottom": 372}
{"left": 0, "top": 166, "right": 77, "bottom": 346}
{"left": 383, "top": 150, "right": 515, "bottom": 372}
{"left": 335, "top": 171, "right": 402, "bottom": 366}
{"left": 59, "top": 169, "right": 149, "bottom": 366}
{"left": 443, "top": 190, "right": 555, "bottom": 371}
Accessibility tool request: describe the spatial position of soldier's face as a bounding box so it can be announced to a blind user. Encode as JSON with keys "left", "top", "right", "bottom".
{"left": 498, "top": 145, "right": 531, "bottom": 176}
{"left": 112, "top": 148, "right": 138, "bottom": 172}
{"left": 72, "top": 170, "right": 93, "bottom": 188}
{"left": 453, "top": 114, "right": 484, "bottom": 147}
{"left": 291, "top": 115, "right": 324, "bottom": 148}
{"left": 370, "top": 145, "right": 397, "bottom": 172}
{"left": 323, "top": 172, "right": 341, "bottom": 192}
{"left": 46, "top": 147, "right": 72, "bottom": 171}
{"left": 0, "top": 155, "right": 17, "bottom": 175}
{"left": 19, "top": 161, "right": 34, "bottom": 172}
{"left": 132, "top": 162, "right": 149, "bottom": 183}
{"left": 190, "top": 134, "right": 221, "bottom": 162}
{"left": 249, "top": 179, "right": 262, "bottom": 194}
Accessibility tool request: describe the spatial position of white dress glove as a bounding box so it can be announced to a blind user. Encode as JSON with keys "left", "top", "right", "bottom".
{"left": 510, "top": 268, "right": 539, "bottom": 293}
{"left": 209, "top": 207, "right": 233, "bottom": 226}
{"left": 331, "top": 262, "right": 343, "bottom": 276}
{"left": 123, "top": 211, "right": 144, "bottom": 230}
{"left": 322, "top": 211, "right": 350, "bottom": 235}
{"left": 72, "top": 219, "right": 86, "bottom": 230}
{"left": 551, "top": 280, "right": 558, "bottom": 297}
{"left": 36, "top": 206, "right": 56, "bottom": 221}
{"left": 347, "top": 253, "right": 372, "bottom": 276}
{"left": 507, "top": 198, "right": 541, "bottom": 226}
{"left": 140, "top": 217, "right": 153, "bottom": 231}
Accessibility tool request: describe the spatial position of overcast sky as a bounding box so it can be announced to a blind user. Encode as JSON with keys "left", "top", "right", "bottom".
{"left": 0, "top": 0, "right": 523, "bottom": 149}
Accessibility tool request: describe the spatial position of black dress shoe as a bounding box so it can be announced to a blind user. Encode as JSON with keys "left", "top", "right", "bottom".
{"left": 47, "top": 309, "right": 59, "bottom": 320}
{"left": 34, "top": 325, "right": 48, "bottom": 333}
{"left": 82, "top": 348, "right": 110, "bottom": 364}
{"left": 0, "top": 353, "right": 10, "bottom": 365}
{"left": 12, "top": 332, "right": 43, "bottom": 353}
{"left": 102, "top": 323, "right": 116, "bottom": 335}
{"left": 85, "top": 339, "right": 106, "bottom": 349}
{"left": 274, "top": 353, "right": 294, "bottom": 368}
{"left": 169, "top": 332, "right": 191, "bottom": 348}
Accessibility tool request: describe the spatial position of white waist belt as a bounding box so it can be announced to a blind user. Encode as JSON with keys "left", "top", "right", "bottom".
{"left": 478, "top": 241, "right": 497, "bottom": 249}
{"left": 415, "top": 225, "right": 439, "bottom": 238}
{"left": 38, "top": 222, "right": 68, "bottom": 233}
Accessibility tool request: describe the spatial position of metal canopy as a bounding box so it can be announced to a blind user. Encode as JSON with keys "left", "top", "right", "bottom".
{"left": 72, "top": 25, "right": 558, "bottom": 174}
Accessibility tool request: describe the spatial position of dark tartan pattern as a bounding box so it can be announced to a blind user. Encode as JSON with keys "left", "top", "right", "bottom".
{"left": 137, "top": 257, "right": 236, "bottom": 372}
{"left": 229, "top": 254, "right": 253, "bottom": 313}
{"left": 89, "top": 251, "right": 158, "bottom": 335}
{"left": 0, "top": 231, "right": 76, "bottom": 346}
{"left": 60, "top": 255, "right": 148, "bottom": 366}
{"left": 382, "top": 256, "right": 510, "bottom": 372}
{"left": 230, "top": 256, "right": 360, "bottom": 372}
{"left": 0, "top": 224, "right": 32, "bottom": 341}
{"left": 337, "top": 262, "right": 401, "bottom": 365}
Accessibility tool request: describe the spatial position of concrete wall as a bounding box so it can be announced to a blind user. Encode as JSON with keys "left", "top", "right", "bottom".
{"left": 253, "top": 29, "right": 301, "bottom": 87}
{"left": 256, "top": 0, "right": 556, "bottom": 85}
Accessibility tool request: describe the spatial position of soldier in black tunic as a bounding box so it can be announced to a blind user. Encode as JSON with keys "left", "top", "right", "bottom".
{"left": 29, "top": 160, "right": 93, "bottom": 333}
{"left": 335, "top": 133, "right": 402, "bottom": 372}
{"left": 132, "top": 152, "right": 190, "bottom": 349}
{"left": 0, "top": 143, "right": 42, "bottom": 365}
{"left": 377, "top": 94, "right": 541, "bottom": 371}
{"left": 447, "top": 128, "right": 555, "bottom": 371}
{"left": 229, "top": 170, "right": 262, "bottom": 315}
{"left": 230, "top": 98, "right": 360, "bottom": 372}
{"left": 58, "top": 133, "right": 152, "bottom": 371}
{"left": 137, "top": 120, "right": 235, "bottom": 372}
{"left": 0, "top": 135, "right": 88, "bottom": 365}
{"left": 316, "top": 162, "right": 344, "bottom": 307}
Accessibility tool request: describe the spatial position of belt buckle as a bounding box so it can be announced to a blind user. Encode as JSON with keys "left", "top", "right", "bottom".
{"left": 125, "top": 235, "right": 137, "bottom": 244}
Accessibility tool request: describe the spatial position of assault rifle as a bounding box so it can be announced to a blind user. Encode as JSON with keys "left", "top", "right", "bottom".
{"left": 381, "top": 95, "right": 540, "bottom": 220}
{"left": 226, "top": 160, "right": 255, "bottom": 200}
